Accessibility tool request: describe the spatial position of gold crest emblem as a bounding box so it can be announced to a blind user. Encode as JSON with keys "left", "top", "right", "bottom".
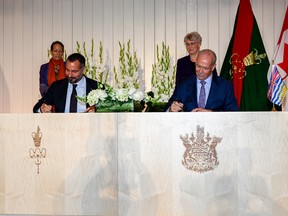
{"left": 30, "top": 126, "right": 46, "bottom": 174}
{"left": 229, "top": 49, "right": 267, "bottom": 79}
{"left": 180, "top": 125, "right": 222, "bottom": 173}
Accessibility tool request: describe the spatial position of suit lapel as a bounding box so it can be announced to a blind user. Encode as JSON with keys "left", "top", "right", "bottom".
{"left": 191, "top": 77, "right": 198, "bottom": 105}
{"left": 85, "top": 77, "right": 90, "bottom": 108}
{"left": 185, "top": 76, "right": 198, "bottom": 109}
{"left": 205, "top": 75, "right": 218, "bottom": 108}
{"left": 58, "top": 80, "right": 69, "bottom": 112}
{"left": 85, "top": 77, "right": 91, "bottom": 94}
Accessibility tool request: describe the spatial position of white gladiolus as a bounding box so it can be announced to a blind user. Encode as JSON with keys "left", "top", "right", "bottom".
{"left": 150, "top": 42, "right": 176, "bottom": 103}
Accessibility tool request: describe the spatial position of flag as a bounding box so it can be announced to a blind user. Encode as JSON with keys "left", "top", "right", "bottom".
{"left": 267, "top": 7, "right": 288, "bottom": 110}
{"left": 267, "top": 65, "right": 286, "bottom": 106}
{"left": 220, "top": 0, "right": 273, "bottom": 111}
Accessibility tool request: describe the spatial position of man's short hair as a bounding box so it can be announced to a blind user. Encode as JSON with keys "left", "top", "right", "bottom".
{"left": 67, "top": 53, "right": 86, "bottom": 68}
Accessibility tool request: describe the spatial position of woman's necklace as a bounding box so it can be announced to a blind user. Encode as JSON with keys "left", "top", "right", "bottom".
{"left": 54, "top": 65, "right": 60, "bottom": 80}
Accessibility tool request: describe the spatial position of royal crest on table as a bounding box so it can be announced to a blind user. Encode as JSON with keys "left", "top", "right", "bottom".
{"left": 180, "top": 125, "right": 222, "bottom": 173}
{"left": 29, "top": 126, "right": 46, "bottom": 174}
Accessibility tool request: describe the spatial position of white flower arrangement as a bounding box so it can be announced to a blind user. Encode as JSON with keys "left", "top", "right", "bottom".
{"left": 76, "top": 39, "right": 109, "bottom": 84}
{"left": 75, "top": 39, "right": 175, "bottom": 112}
{"left": 76, "top": 39, "right": 145, "bottom": 112}
{"left": 148, "top": 42, "right": 176, "bottom": 102}
{"left": 86, "top": 88, "right": 108, "bottom": 106}
{"left": 113, "top": 40, "right": 141, "bottom": 89}
{"left": 78, "top": 84, "right": 144, "bottom": 112}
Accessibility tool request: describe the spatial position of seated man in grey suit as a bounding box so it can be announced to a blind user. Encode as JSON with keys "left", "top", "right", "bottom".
{"left": 166, "top": 49, "right": 239, "bottom": 112}
{"left": 33, "top": 53, "right": 99, "bottom": 113}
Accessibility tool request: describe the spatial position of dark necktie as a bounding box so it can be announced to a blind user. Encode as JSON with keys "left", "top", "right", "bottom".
{"left": 198, "top": 81, "right": 206, "bottom": 108}
{"left": 70, "top": 84, "right": 78, "bottom": 113}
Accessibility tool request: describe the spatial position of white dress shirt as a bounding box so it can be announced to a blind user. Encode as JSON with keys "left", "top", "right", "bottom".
{"left": 64, "top": 76, "right": 87, "bottom": 113}
{"left": 197, "top": 74, "right": 213, "bottom": 105}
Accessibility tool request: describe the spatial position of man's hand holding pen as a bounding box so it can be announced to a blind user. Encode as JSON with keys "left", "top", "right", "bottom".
{"left": 40, "top": 103, "right": 53, "bottom": 113}
{"left": 169, "top": 99, "right": 184, "bottom": 112}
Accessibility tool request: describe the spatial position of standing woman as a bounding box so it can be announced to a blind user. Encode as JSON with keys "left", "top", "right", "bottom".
{"left": 39, "top": 41, "right": 66, "bottom": 96}
{"left": 175, "top": 32, "right": 202, "bottom": 86}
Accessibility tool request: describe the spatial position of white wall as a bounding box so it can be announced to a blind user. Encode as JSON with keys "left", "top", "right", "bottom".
{"left": 0, "top": 0, "right": 288, "bottom": 113}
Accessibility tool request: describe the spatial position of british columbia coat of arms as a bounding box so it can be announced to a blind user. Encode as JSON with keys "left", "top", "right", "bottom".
{"left": 180, "top": 125, "right": 222, "bottom": 173}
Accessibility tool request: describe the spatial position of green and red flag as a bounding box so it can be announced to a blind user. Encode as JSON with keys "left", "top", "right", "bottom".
{"left": 220, "top": 0, "right": 273, "bottom": 111}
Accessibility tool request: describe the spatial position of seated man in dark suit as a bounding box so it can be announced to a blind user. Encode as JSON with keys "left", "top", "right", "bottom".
{"left": 33, "top": 53, "right": 99, "bottom": 113}
{"left": 166, "top": 49, "right": 239, "bottom": 112}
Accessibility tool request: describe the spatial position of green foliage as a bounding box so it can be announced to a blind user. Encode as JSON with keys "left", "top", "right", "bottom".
{"left": 113, "top": 40, "right": 140, "bottom": 89}
{"left": 149, "top": 42, "right": 176, "bottom": 102}
{"left": 76, "top": 39, "right": 109, "bottom": 84}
